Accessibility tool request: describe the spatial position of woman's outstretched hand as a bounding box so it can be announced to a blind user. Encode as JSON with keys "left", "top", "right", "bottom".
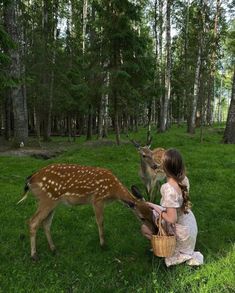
{"left": 146, "top": 202, "right": 164, "bottom": 214}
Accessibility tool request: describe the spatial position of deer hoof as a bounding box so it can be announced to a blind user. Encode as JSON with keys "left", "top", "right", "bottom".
{"left": 31, "top": 253, "right": 39, "bottom": 262}
{"left": 50, "top": 247, "right": 57, "bottom": 256}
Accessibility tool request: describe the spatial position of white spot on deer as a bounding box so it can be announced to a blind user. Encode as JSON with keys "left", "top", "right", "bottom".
{"left": 65, "top": 192, "right": 71, "bottom": 196}
{"left": 42, "top": 177, "right": 47, "bottom": 181}
{"left": 38, "top": 182, "right": 43, "bottom": 188}
{"left": 48, "top": 192, "right": 52, "bottom": 198}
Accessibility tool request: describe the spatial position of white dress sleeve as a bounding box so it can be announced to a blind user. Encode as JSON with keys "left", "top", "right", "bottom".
{"left": 160, "top": 184, "right": 182, "bottom": 208}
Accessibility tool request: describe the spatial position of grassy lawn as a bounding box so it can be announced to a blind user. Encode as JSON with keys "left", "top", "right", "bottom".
{"left": 0, "top": 126, "right": 234, "bottom": 293}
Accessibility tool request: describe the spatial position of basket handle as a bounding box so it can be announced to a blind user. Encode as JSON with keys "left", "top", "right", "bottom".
{"left": 156, "top": 212, "right": 167, "bottom": 236}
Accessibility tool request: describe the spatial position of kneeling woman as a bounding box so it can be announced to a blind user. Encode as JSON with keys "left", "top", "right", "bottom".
{"left": 142, "top": 149, "right": 203, "bottom": 267}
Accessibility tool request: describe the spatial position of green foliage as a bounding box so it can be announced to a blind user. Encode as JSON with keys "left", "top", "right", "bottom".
{"left": 0, "top": 24, "right": 14, "bottom": 90}
{"left": 0, "top": 126, "right": 234, "bottom": 292}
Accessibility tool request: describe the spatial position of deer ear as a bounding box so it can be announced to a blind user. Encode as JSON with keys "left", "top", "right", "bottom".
{"left": 131, "top": 185, "right": 144, "bottom": 200}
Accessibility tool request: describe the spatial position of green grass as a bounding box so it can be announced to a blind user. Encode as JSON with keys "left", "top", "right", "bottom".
{"left": 0, "top": 126, "right": 234, "bottom": 293}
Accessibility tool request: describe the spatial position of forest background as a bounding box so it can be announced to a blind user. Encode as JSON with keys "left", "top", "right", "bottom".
{"left": 0, "top": 0, "right": 235, "bottom": 145}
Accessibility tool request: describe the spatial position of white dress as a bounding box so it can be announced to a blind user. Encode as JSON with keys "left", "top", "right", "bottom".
{"left": 160, "top": 177, "right": 204, "bottom": 267}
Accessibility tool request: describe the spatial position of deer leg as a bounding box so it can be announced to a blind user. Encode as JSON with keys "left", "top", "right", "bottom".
{"left": 29, "top": 204, "right": 56, "bottom": 260}
{"left": 43, "top": 211, "right": 55, "bottom": 253}
{"left": 93, "top": 201, "right": 105, "bottom": 246}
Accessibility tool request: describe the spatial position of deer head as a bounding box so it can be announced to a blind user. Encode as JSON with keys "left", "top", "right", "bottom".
{"left": 129, "top": 137, "right": 166, "bottom": 201}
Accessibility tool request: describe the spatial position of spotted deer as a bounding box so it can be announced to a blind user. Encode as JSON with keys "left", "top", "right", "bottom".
{"left": 130, "top": 138, "right": 166, "bottom": 202}
{"left": 18, "top": 163, "right": 156, "bottom": 260}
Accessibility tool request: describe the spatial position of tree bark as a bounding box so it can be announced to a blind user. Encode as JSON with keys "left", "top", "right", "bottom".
{"left": 183, "top": 0, "right": 190, "bottom": 124}
{"left": 187, "top": 3, "right": 204, "bottom": 134}
{"left": 206, "top": 0, "right": 221, "bottom": 125}
{"left": 42, "top": 0, "right": 58, "bottom": 141}
{"left": 223, "top": 66, "right": 235, "bottom": 144}
{"left": 82, "top": 0, "right": 88, "bottom": 54}
{"left": 159, "top": 0, "right": 171, "bottom": 132}
{"left": 158, "top": 0, "right": 164, "bottom": 130}
{"left": 114, "top": 94, "right": 120, "bottom": 145}
{"left": 86, "top": 104, "right": 93, "bottom": 140}
{"left": 4, "top": 0, "right": 28, "bottom": 146}
{"left": 187, "top": 43, "right": 202, "bottom": 134}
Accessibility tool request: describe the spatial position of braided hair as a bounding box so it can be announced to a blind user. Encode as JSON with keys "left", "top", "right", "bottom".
{"left": 162, "top": 149, "right": 192, "bottom": 214}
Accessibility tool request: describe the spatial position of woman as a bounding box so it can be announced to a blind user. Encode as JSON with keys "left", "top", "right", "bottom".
{"left": 141, "top": 148, "right": 203, "bottom": 267}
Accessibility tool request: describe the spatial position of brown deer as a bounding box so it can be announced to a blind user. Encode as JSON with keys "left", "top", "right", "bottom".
{"left": 130, "top": 138, "right": 166, "bottom": 202}
{"left": 18, "top": 163, "right": 156, "bottom": 260}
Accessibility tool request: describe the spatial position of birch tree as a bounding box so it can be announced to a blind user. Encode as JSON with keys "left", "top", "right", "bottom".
{"left": 206, "top": 0, "right": 221, "bottom": 125}
{"left": 187, "top": 1, "right": 204, "bottom": 134}
{"left": 159, "top": 0, "right": 171, "bottom": 132}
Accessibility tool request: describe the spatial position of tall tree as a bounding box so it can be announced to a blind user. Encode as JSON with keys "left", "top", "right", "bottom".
{"left": 187, "top": 1, "right": 204, "bottom": 134}
{"left": 3, "top": 0, "right": 28, "bottom": 146}
{"left": 223, "top": 20, "right": 235, "bottom": 143}
{"left": 223, "top": 66, "right": 235, "bottom": 143}
{"left": 206, "top": 0, "right": 221, "bottom": 125}
{"left": 159, "top": 0, "right": 171, "bottom": 132}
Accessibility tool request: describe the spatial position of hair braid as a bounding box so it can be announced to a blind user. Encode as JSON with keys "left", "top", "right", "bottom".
{"left": 178, "top": 180, "right": 192, "bottom": 214}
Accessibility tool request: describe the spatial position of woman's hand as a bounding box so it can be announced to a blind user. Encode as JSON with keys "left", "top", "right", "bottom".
{"left": 146, "top": 202, "right": 155, "bottom": 209}
{"left": 146, "top": 202, "right": 164, "bottom": 214}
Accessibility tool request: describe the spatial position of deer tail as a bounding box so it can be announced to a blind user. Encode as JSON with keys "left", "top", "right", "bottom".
{"left": 17, "top": 175, "right": 32, "bottom": 205}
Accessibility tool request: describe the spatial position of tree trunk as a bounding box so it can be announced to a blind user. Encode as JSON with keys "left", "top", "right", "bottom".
{"left": 103, "top": 93, "right": 109, "bottom": 138}
{"left": 159, "top": 0, "right": 171, "bottom": 132}
{"left": 183, "top": 0, "right": 190, "bottom": 124}
{"left": 82, "top": 0, "right": 88, "bottom": 54}
{"left": 187, "top": 43, "right": 202, "bottom": 134}
{"left": 146, "top": 100, "right": 152, "bottom": 144}
{"left": 42, "top": 0, "right": 58, "bottom": 141}
{"left": 206, "top": 0, "right": 221, "bottom": 126}
{"left": 158, "top": 0, "right": 164, "bottom": 131}
{"left": 4, "top": 90, "right": 12, "bottom": 140}
{"left": 187, "top": 1, "right": 205, "bottom": 134}
{"left": 97, "top": 99, "right": 103, "bottom": 140}
{"left": 86, "top": 104, "right": 93, "bottom": 140}
{"left": 223, "top": 67, "right": 235, "bottom": 143}
{"left": 4, "top": 0, "right": 28, "bottom": 146}
{"left": 114, "top": 94, "right": 120, "bottom": 145}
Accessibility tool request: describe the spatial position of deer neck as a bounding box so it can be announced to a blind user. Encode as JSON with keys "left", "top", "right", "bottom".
{"left": 115, "top": 183, "right": 138, "bottom": 205}
{"left": 140, "top": 158, "right": 152, "bottom": 176}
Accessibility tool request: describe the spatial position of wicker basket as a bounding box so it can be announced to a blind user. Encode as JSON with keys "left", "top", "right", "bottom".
{"left": 151, "top": 213, "right": 176, "bottom": 257}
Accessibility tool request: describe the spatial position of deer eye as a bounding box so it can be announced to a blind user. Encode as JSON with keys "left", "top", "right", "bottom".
{"left": 142, "top": 155, "right": 146, "bottom": 158}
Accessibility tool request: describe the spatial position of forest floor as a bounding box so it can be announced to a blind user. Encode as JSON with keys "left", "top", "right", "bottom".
{"left": 0, "top": 125, "right": 234, "bottom": 293}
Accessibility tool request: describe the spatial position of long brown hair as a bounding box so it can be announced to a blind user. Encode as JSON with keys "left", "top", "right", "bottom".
{"left": 163, "top": 149, "right": 191, "bottom": 214}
